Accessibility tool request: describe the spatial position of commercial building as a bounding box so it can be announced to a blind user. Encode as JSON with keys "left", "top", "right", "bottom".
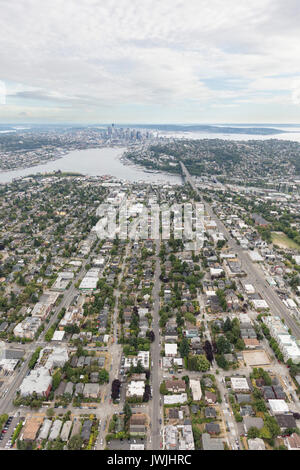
{"left": 263, "top": 316, "right": 300, "bottom": 363}
{"left": 31, "top": 302, "right": 52, "bottom": 321}
{"left": 40, "top": 346, "right": 69, "bottom": 371}
{"left": 230, "top": 377, "right": 251, "bottom": 393}
{"left": 79, "top": 276, "right": 98, "bottom": 291}
{"left": 123, "top": 351, "right": 150, "bottom": 370}
{"left": 51, "top": 272, "right": 74, "bottom": 291}
{"left": 244, "top": 284, "right": 255, "bottom": 294}
{"left": 52, "top": 330, "right": 65, "bottom": 341}
{"left": 178, "top": 425, "right": 195, "bottom": 450}
{"left": 0, "top": 358, "right": 18, "bottom": 371}
{"left": 13, "top": 317, "right": 41, "bottom": 339}
{"left": 127, "top": 380, "right": 145, "bottom": 398}
{"left": 165, "top": 343, "right": 178, "bottom": 357}
{"left": 19, "top": 367, "right": 52, "bottom": 397}
{"left": 164, "top": 393, "right": 188, "bottom": 405}
{"left": 252, "top": 299, "right": 269, "bottom": 311}
{"left": 268, "top": 399, "right": 289, "bottom": 415}
{"left": 79, "top": 268, "right": 101, "bottom": 291}
{"left": 164, "top": 425, "right": 178, "bottom": 450}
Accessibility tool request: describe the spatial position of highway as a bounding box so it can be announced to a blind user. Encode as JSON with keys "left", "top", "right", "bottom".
{"left": 180, "top": 161, "right": 300, "bottom": 340}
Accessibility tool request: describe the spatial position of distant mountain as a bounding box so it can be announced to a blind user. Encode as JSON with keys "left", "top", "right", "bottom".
{"left": 120, "top": 124, "right": 287, "bottom": 135}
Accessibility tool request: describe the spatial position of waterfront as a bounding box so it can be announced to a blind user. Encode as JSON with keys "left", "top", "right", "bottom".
{"left": 2, "top": 126, "right": 300, "bottom": 185}
{"left": 0, "top": 147, "right": 182, "bottom": 184}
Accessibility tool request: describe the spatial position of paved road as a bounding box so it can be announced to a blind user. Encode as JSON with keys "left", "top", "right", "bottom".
{"left": 181, "top": 161, "right": 300, "bottom": 446}
{"left": 197, "top": 290, "right": 241, "bottom": 449}
{"left": 95, "top": 244, "right": 128, "bottom": 450}
{"left": 0, "top": 355, "right": 32, "bottom": 416}
{"left": 181, "top": 161, "right": 300, "bottom": 340}
{"left": 149, "top": 237, "right": 162, "bottom": 450}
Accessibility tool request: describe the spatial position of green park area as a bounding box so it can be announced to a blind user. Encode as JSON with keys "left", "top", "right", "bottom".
{"left": 271, "top": 232, "right": 300, "bottom": 251}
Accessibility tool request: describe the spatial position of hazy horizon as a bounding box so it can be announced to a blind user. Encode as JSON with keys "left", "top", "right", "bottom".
{"left": 1, "top": 122, "right": 300, "bottom": 127}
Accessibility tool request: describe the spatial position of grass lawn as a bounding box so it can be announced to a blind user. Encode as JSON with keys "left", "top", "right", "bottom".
{"left": 271, "top": 232, "right": 300, "bottom": 251}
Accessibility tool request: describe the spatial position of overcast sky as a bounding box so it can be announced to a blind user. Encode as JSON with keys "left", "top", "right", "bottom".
{"left": 0, "top": 0, "right": 300, "bottom": 124}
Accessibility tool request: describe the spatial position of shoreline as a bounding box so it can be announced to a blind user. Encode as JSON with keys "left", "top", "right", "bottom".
{"left": 120, "top": 153, "right": 181, "bottom": 181}
{"left": 0, "top": 144, "right": 126, "bottom": 175}
{"left": 0, "top": 154, "right": 65, "bottom": 174}
{"left": 0, "top": 146, "right": 182, "bottom": 185}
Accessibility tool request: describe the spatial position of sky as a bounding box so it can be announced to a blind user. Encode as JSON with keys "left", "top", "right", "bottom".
{"left": 0, "top": 0, "right": 300, "bottom": 124}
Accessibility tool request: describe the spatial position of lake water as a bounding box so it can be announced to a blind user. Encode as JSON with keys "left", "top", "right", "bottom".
{"left": 0, "top": 147, "right": 182, "bottom": 184}
{"left": 1, "top": 126, "right": 300, "bottom": 184}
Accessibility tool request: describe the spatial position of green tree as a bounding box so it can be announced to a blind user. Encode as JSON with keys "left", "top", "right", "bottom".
{"left": 223, "top": 317, "right": 232, "bottom": 332}
{"left": 123, "top": 402, "right": 132, "bottom": 431}
{"left": 68, "top": 434, "right": 83, "bottom": 450}
{"left": 247, "top": 427, "right": 260, "bottom": 439}
{"left": 179, "top": 337, "right": 189, "bottom": 358}
{"left": 99, "top": 369, "right": 109, "bottom": 384}
{"left": 187, "top": 354, "right": 210, "bottom": 372}
{"left": 52, "top": 371, "right": 62, "bottom": 390}
{"left": 46, "top": 408, "right": 55, "bottom": 418}
{"left": 216, "top": 335, "right": 231, "bottom": 354}
{"left": 216, "top": 354, "right": 228, "bottom": 370}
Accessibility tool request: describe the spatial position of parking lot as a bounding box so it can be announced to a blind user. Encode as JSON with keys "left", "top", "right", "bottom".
{"left": 107, "top": 437, "right": 145, "bottom": 450}
{"left": 0, "top": 416, "right": 23, "bottom": 449}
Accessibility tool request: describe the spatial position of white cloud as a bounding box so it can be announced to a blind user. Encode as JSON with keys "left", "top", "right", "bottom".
{"left": 292, "top": 79, "right": 300, "bottom": 105}
{"left": 0, "top": 0, "right": 300, "bottom": 121}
